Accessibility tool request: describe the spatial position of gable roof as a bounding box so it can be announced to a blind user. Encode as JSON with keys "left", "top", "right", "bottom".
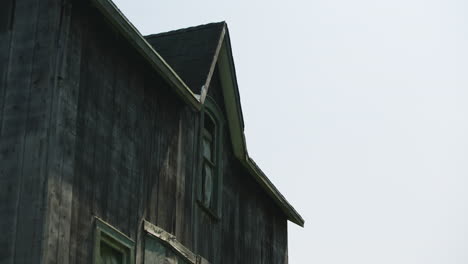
{"left": 90, "top": 0, "right": 304, "bottom": 227}
{"left": 145, "top": 22, "right": 225, "bottom": 95}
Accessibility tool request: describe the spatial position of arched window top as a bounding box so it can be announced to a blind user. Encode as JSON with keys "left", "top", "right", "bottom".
{"left": 204, "top": 114, "right": 215, "bottom": 135}
{"left": 202, "top": 96, "right": 224, "bottom": 125}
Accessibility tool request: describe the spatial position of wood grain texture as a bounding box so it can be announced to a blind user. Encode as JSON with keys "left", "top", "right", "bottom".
{"left": 0, "top": 0, "right": 64, "bottom": 263}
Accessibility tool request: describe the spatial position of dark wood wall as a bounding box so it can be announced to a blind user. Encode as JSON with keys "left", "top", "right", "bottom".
{"left": 0, "top": 1, "right": 289, "bottom": 263}
{"left": 45, "top": 3, "right": 199, "bottom": 263}
{"left": 0, "top": 0, "right": 67, "bottom": 263}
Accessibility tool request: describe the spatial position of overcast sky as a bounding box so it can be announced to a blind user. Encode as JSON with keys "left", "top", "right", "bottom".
{"left": 113, "top": 0, "right": 468, "bottom": 263}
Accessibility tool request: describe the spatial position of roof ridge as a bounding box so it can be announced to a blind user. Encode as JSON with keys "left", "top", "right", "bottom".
{"left": 145, "top": 21, "right": 226, "bottom": 39}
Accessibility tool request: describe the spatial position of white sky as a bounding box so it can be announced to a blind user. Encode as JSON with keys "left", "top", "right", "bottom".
{"left": 113, "top": 0, "right": 468, "bottom": 263}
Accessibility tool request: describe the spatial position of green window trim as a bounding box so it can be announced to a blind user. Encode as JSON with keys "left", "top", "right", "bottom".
{"left": 198, "top": 96, "right": 224, "bottom": 219}
{"left": 94, "top": 217, "right": 135, "bottom": 264}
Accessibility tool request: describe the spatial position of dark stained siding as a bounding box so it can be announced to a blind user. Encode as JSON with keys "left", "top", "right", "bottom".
{"left": 0, "top": 0, "right": 64, "bottom": 263}
{"left": 219, "top": 152, "right": 288, "bottom": 264}
{"left": 54, "top": 5, "right": 288, "bottom": 264}
{"left": 45, "top": 4, "right": 199, "bottom": 264}
{"left": 1, "top": 0, "right": 51, "bottom": 263}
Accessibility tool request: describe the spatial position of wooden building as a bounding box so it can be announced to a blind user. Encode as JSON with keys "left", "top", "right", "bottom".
{"left": 0, "top": 0, "right": 304, "bottom": 263}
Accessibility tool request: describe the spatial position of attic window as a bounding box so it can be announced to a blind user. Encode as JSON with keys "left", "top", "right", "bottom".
{"left": 198, "top": 97, "right": 224, "bottom": 218}
{"left": 202, "top": 115, "right": 216, "bottom": 206}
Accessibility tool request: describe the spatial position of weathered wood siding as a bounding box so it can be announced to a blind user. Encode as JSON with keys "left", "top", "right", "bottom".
{"left": 0, "top": 0, "right": 66, "bottom": 263}
{"left": 44, "top": 3, "right": 199, "bottom": 263}
{"left": 1, "top": 1, "right": 289, "bottom": 263}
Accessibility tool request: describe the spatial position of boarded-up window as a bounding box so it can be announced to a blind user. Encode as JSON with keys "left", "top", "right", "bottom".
{"left": 144, "top": 236, "right": 191, "bottom": 264}
{"left": 143, "top": 221, "right": 210, "bottom": 264}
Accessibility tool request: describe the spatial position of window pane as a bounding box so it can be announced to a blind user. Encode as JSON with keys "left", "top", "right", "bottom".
{"left": 204, "top": 115, "right": 215, "bottom": 135}
{"left": 202, "top": 137, "right": 212, "bottom": 161}
{"left": 100, "top": 242, "right": 123, "bottom": 264}
{"left": 203, "top": 163, "right": 213, "bottom": 207}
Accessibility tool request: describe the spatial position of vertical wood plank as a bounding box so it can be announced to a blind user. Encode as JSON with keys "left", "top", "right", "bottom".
{"left": 45, "top": 3, "right": 292, "bottom": 264}
{"left": 0, "top": 4, "right": 15, "bottom": 259}
{"left": 43, "top": 1, "right": 83, "bottom": 263}
{"left": 0, "top": 0, "right": 55, "bottom": 262}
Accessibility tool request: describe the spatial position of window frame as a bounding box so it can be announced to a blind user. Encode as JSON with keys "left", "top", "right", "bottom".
{"left": 197, "top": 96, "right": 224, "bottom": 219}
{"left": 94, "top": 217, "right": 135, "bottom": 264}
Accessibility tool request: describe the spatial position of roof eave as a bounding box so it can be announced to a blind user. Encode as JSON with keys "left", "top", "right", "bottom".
{"left": 200, "top": 22, "right": 227, "bottom": 104}
{"left": 91, "top": 0, "right": 201, "bottom": 110}
{"left": 90, "top": 0, "right": 305, "bottom": 227}
{"left": 217, "top": 29, "right": 305, "bottom": 227}
{"left": 244, "top": 158, "right": 305, "bottom": 227}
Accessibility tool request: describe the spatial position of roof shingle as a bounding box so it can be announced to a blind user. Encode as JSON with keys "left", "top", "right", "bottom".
{"left": 145, "top": 22, "right": 225, "bottom": 94}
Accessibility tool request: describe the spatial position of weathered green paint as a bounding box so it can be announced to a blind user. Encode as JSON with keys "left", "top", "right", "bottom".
{"left": 94, "top": 218, "right": 135, "bottom": 264}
